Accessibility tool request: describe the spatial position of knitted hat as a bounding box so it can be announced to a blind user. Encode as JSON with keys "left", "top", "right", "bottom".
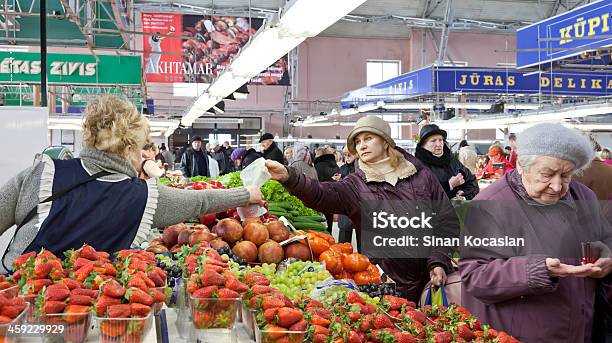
{"left": 347, "top": 116, "right": 395, "bottom": 154}
{"left": 230, "top": 148, "right": 247, "bottom": 161}
{"left": 517, "top": 123, "right": 594, "bottom": 170}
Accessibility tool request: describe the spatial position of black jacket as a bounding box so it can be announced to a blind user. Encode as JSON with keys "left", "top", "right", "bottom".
{"left": 263, "top": 142, "right": 284, "bottom": 165}
{"left": 179, "top": 148, "right": 210, "bottom": 178}
{"left": 340, "top": 161, "right": 355, "bottom": 178}
{"left": 241, "top": 148, "right": 263, "bottom": 170}
{"left": 415, "top": 146, "right": 479, "bottom": 200}
{"left": 211, "top": 148, "right": 232, "bottom": 175}
{"left": 314, "top": 154, "right": 340, "bottom": 182}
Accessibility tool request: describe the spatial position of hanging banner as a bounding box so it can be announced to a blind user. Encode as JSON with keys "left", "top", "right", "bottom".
{"left": 0, "top": 52, "right": 142, "bottom": 85}
{"left": 516, "top": 0, "right": 612, "bottom": 69}
{"left": 142, "top": 12, "right": 289, "bottom": 85}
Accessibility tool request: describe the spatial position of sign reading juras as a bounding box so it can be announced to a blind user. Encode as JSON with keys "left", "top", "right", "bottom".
{"left": 0, "top": 52, "right": 142, "bottom": 85}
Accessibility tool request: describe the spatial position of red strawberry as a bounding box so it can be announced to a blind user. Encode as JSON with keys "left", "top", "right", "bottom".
{"left": 306, "top": 299, "right": 324, "bottom": 308}
{"left": 45, "top": 283, "right": 70, "bottom": 301}
{"left": 13, "top": 251, "right": 35, "bottom": 269}
{"left": 347, "top": 291, "right": 365, "bottom": 304}
{"left": 363, "top": 302, "right": 376, "bottom": 314}
{"left": 434, "top": 331, "right": 453, "bottom": 343}
{"left": 373, "top": 314, "right": 394, "bottom": 329}
{"left": 97, "top": 251, "right": 110, "bottom": 261}
{"left": 265, "top": 324, "right": 287, "bottom": 340}
{"left": 42, "top": 301, "right": 66, "bottom": 315}
{"left": 101, "top": 279, "right": 125, "bottom": 298}
{"left": 245, "top": 272, "right": 270, "bottom": 286}
{"left": 0, "top": 315, "right": 12, "bottom": 324}
{"left": 263, "top": 308, "right": 277, "bottom": 322}
{"left": 5, "top": 298, "right": 26, "bottom": 314}
{"left": 218, "top": 288, "right": 239, "bottom": 299}
{"left": 192, "top": 285, "right": 218, "bottom": 299}
{"left": 224, "top": 272, "right": 248, "bottom": 293}
{"left": 359, "top": 314, "right": 373, "bottom": 332}
{"left": 405, "top": 310, "right": 427, "bottom": 325}
{"left": 70, "top": 288, "right": 97, "bottom": 298}
{"left": 347, "top": 330, "right": 361, "bottom": 343}
{"left": 348, "top": 311, "right": 361, "bottom": 322}
{"left": 261, "top": 296, "right": 285, "bottom": 309}
{"left": 73, "top": 257, "right": 94, "bottom": 271}
{"left": 310, "top": 315, "right": 331, "bottom": 327}
{"left": 73, "top": 263, "right": 94, "bottom": 282}
{"left": 34, "top": 261, "right": 53, "bottom": 279}
{"left": 26, "top": 279, "right": 53, "bottom": 294}
{"left": 371, "top": 329, "right": 394, "bottom": 343}
{"left": 147, "top": 270, "right": 164, "bottom": 287}
{"left": 383, "top": 295, "right": 409, "bottom": 310}
{"left": 134, "top": 271, "right": 155, "bottom": 288}
{"left": 64, "top": 305, "right": 90, "bottom": 324}
{"left": 394, "top": 331, "right": 416, "bottom": 343}
{"left": 458, "top": 323, "right": 476, "bottom": 340}
{"left": 79, "top": 245, "right": 98, "bottom": 260}
{"left": 276, "top": 307, "right": 303, "bottom": 328}
{"left": 313, "top": 334, "right": 326, "bottom": 343}
{"left": 94, "top": 295, "right": 123, "bottom": 316}
{"left": 289, "top": 319, "right": 307, "bottom": 331}
{"left": 68, "top": 294, "right": 93, "bottom": 306}
{"left": 150, "top": 289, "right": 165, "bottom": 303}
{"left": 61, "top": 278, "right": 82, "bottom": 290}
{"left": 127, "top": 276, "right": 148, "bottom": 292}
{"left": 102, "top": 263, "right": 117, "bottom": 277}
{"left": 312, "top": 325, "right": 329, "bottom": 335}
{"left": 251, "top": 285, "right": 272, "bottom": 295}
{"left": 125, "top": 288, "right": 154, "bottom": 306}
{"left": 130, "top": 303, "right": 152, "bottom": 317}
{"left": 107, "top": 304, "right": 131, "bottom": 318}
{"left": 200, "top": 270, "right": 225, "bottom": 286}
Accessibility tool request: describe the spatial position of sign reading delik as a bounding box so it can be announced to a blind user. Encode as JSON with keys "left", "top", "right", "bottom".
{"left": 0, "top": 52, "right": 142, "bottom": 85}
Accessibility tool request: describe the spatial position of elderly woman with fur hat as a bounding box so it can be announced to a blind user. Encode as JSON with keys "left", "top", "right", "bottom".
{"left": 460, "top": 123, "right": 612, "bottom": 343}
{"left": 265, "top": 116, "right": 460, "bottom": 302}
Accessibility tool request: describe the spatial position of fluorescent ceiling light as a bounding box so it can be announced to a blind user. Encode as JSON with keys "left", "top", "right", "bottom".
{"left": 384, "top": 103, "right": 434, "bottom": 110}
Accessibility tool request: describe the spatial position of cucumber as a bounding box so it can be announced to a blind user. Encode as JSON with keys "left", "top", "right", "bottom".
{"left": 299, "top": 215, "right": 327, "bottom": 222}
{"left": 269, "top": 210, "right": 288, "bottom": 217}
{"left": 268, "top": 205, "right": 286, "bottom": 213}
{"left": 268, "top": 202, "right": 293, "bottom": 210}
{"left": 290, "top": 210, "right": 300, "bottom": 217}
{"left": 292, "top": 221, "right": 328, "bottom": 231}
{"left": 292, "top": 217, "right": 322, "bottom": 224}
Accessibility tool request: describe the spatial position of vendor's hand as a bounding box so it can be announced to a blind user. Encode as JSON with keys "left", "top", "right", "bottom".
{"left": 245, "top": 185, "right": 264, "bottom": 206}
{"left": 332, "top": 173, "right": 341, "bottom": 181}
{"left": 546, "top": 258, "right": 602, "bottom": 278}
{"left": 265, "top": 160, "right": 289, "bottom": 182}
{"left": 448, "top": 173, "right": 465, "bottom": 190}
{"left": 429, "top": 266, "right": 447, "bottom": 287}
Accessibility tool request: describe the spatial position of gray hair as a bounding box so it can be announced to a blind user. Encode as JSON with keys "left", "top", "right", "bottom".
{"left": 517, "top": 155, "right": 538, "bottom": 171}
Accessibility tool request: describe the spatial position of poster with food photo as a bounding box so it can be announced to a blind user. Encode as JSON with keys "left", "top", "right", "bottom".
{"left": 142, "top": 12, "right": 289, "bottom": 85}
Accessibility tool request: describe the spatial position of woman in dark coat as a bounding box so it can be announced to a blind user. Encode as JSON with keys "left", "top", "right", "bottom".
{"left": 415, "top": 124, "right": 479, "bottom": 200}
{"left": 264, "top": 116, "right": 459, "bottom": 302}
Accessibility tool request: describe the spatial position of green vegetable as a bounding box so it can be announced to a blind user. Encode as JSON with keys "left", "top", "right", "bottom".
{"left": 296, "top": 215, "right": 327, "bottom": 222}
{"left": 292, "top": 221, "right": 328, "bottom": 232}
{"left": 189, "top": 176, "right": 211, "bottom": 183}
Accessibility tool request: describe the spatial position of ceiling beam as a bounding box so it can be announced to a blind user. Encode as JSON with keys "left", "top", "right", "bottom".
{"left": 59, "top": 0, "right": 98, "bottom": 61}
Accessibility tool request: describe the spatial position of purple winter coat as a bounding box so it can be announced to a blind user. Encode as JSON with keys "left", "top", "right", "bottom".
{"left": 281, "top": 147, "right": 458, "bottom": 301}
{"left": 460, "top": 169, "right": 612, "bottom": 343}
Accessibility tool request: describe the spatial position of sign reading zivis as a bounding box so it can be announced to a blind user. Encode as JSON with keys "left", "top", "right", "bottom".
{"left": 0, "top": 52, "right": 142, "bottom": 85}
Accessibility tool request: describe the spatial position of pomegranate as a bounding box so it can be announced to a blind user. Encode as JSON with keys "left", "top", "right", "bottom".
{"left": 233, "top": 241, "right": 258, "bottom": 263}
{"left": 214, "top": 218, "right": 244, "bottom": 243}
{"left": 284, "top": 242, "right": 311, "bottom": 261}
{"left": 266, "top": 221, "right": 290, "bottom": 242}
{"left": 258, "top": 241, "right": 284, "bottom": 264}
{"left": 243, "top": 222, "right": 269, "bottom": 246}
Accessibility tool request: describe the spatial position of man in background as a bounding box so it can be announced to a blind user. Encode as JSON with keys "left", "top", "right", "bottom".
{"left": 179, "top": 136, "right": 210, "bottom": 178}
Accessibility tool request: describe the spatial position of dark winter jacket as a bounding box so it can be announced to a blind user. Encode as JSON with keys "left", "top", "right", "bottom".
{"left": 241, "top": 149, "right": 263, "bottom": 170}
{"left": 338, "top": 161, "right": 356, "bottom": 232}
{"left": 314, "top": 154, "right": 340, "bottom": 182}
{"left": 263, "top": 142, "right": 284, "bottom": 165}
{"left": 459, "top": 169, "right": 612, "bottom": 343}
{"left": 179, "top": 148, "right": 209, "bottom": 178}
{"left": 282, "top": 147, "right": 458, "bottom": 301}
{"left": 211, "top": 148, "right": 232, "bottom": 175}
{"left": 415, "top": 146, "right": 479, "bottom": 199}
{"left": 340, "top": 161, "right": 355, "bottom": 178}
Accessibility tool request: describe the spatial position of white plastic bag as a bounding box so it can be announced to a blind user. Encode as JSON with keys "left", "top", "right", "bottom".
{"left": 236, "top": 157, "right": 271, "bottom": 220}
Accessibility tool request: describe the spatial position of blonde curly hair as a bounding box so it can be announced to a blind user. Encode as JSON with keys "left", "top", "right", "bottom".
{"left": 82, "top": 95, "right": 150, "bottom": 155}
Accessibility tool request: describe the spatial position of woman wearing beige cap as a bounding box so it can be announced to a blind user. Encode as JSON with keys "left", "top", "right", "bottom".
{"left": 265, "top": 116, "right": 459, "bottom": 302}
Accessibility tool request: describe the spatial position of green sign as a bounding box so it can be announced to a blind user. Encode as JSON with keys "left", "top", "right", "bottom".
{"left": 0, "top": 52, "right": 141, "bottom": 85}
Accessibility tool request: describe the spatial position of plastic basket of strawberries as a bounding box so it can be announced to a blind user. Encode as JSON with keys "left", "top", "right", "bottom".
{"left": 95, "top": 307, "right": 153, "bottom": 343}
{"left": 252, "top": 294, "right": 306, "bottom": 343}
{"left": 0, "top": 297, "right": 29, "bottom": 343}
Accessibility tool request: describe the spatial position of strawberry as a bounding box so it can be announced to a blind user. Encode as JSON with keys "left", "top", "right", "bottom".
{"left": 130, "top": 303, "right": 152, "bottom": 317}
{"left": 202, "top": 263, "right": 225, "bottom": 274}
{"left": 394, "top": 331, "right": 416, "bottom": 343}
{"left": 347, "top": 330, "right": 361, "bottom": 343}
{"left": 42, "top": 301, "right": 66, "bottom": 315}
{"left": 313, "top": 325, "right": 329, "bottom": 335}
{"left": 70, "top": 288, "right": 97, "bottom": 298}
{"left": 73, "top": 258, "right": 94, "bottom": 271}
{"left": 261, "top": 296, "right": 285, "bottom": 310}
{"left": 383, "top": 295, "right": 408, "bottom": 310}
{"left": 0, "top": 316, "right": 11, "bottom": 324}
{"left": 348, "top": 311, "right": 361, "bottom": 322}
{"left": 389, "top": 310, "right": 399, "bottom": 318}
{"left": 13, "top": 251, "right": 35, "bottom": 269}
{"left": 347, "top": 291, "right": 365, "bottom": 304}
{"left": 497, "top": 332, "right": 520, "bottom": 343}
{"left": 97, "top": 251, "right": 110, "bottom": 261}
{"left": 310, "top": 315, "right": 330, "bottom": 327}
{"left": 68, "top": 294, "right": 93, "bottom": 306}
{"left": 73, "top": 263, "right": 94, "bottom": 282}
{"left": 251, "top": 285, "right": 272, "bottom": 296}
{"left": 127, "top": 276, "right": 149, "bottom": 292}
{"left": 45, "top": 283, "right": 70, "bottom": 301}
{"left": 411, "top": 321, "right": 426, "bottom": 339}
{"left": 150, "top": 289, "right": 166, "bottom": 303}
{"left": 373, "top": 314, "right": 394, "bottom": 329}
{"left": 434, "top": 331, "right": 453, "bottom": 343}
{"left": 25, "top": 279, "right": 53, "bottom": 294}
{"left": 200, "top": 270, "right": 225, "bottom": 287}
{"left": 5, "top": 298, "right": 25, "bottom": 314}
{"left": 458, "top": 323, "right": 476, "bottom": 340}
{"left": 61, "top": 278, "right": 82, "bottom": 290}
{"left": 218, "top": 288, "right": 239, "bottom": 299}
{"left": 147, "top": 270, "right": 164, "bottom": 287}
{"left": 192, "top": 285, "right": 218, "bottom": 299}
{"left": 306, "top": 299, "right": 323, "bottom": 308}
{"left": 363, "top": 302, "right": 376, "bottom": 314}
{"left": 94, "top": 295, "right": 122, "bottom": 316}
{"left": 79, "top": 245, "right": 98, "bottom": 260}
{"left": 289, "top": 319, "right": 307, "bottom": 332}
{"left": 405, "top": 310, "right": 427, "bottom": 325}
{"left": 100, "top": 320, "right": 127, "bottom": 337}
{"left": 313, "top": 334, "right": 326, "bottom": 343}
{"left": 125, "top": 288, "right": 154, "bottom": 306}
{"left": 134, "top": 271, "right": 155, "bottom": 288}
{"left": 245, "top": 272, "right": 270, "bottom": 286}
{"left": 101, "top": 279, "right": 125, "bottom": 298}
{"left": 265, "top": 324, "right": 288, "bottom": 340}
{"left": 263, "top": 308, "right": 278, "bottom": 322}
{"left": 63, "top": 305, "right": 89, "bottom": 324}
{"left": 359, "top": 314, "right": 373, "bottom": 332}
{"left": 0, "top": 295, "right": 7, "bottom": 308}
{"left": 34, "top": 261, "right": 53, "bottom": 279}
{"left": 102, "top": 263, "right": 117, "bottom": 277}
{"left": 276, "top": 307, "right": 303, "bottom": 328}
{"left": 224, "top": 272, "right": 248, "bottom": 293}
{"left": 107, "top": 304, "right": 131, "bottom": 318}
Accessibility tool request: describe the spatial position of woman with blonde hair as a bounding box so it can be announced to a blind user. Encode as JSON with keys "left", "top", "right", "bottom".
{"left": 265, "top": 116, "right": 459, "bottom": 302}
{"left": 0, "top": 95, "right": 262, "bottom": 272}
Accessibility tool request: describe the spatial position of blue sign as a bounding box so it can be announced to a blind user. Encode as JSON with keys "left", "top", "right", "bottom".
{"left": 435, "top": 67, "right": 612, "bottom": 96}
{"left": 340, "top": 66, "right": 433, "bottom": 108}
{"left": 516, "top": 0, "right": 612, "bottom": 68}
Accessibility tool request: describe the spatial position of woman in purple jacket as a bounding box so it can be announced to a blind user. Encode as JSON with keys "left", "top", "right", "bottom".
{"left": 460, "top": 123, "right": 612, "bottom": 343}
{"left": 265, "top": 116, "right": 460, "bottom": 302}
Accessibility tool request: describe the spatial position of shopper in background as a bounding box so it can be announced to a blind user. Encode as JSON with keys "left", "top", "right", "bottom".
{"left": 507, "top": 133, "right": 518, "bottom": 168}
{"left": 457, "top": 140, "right": 478, "bottom": 174}
{"left": 179, "top": 136, "right": 210, "bottom": 178}
{"left": 477, "top": 144, "right": 513, "bottom": 179}
{"left": 230, "top": 148, "right": 247, "bottom": 170}
{"left": 460, "top": 123, "right": 612, "bottom": 343}
{"left": 209, "top": 140, "right": 232, "bottom": 175}
{"left": 284, "top": 146, "right": 293, "bottom": 165}
{"left": 335, "top": 145, "right": 357, "bottom": 244}
{"left": 503, "top": 146, "right": 512, "bottom": 159}
{"left": 0, "top": 95, "right": 263, "bottom": 272}
{"left": 160, "top": 144, "right": 174, "bottom": 169}
{"left": 139, "top": 143, "right": 165, "bottom": 180}
{"left": 241, "top": 148, "right": 264, "bottom": 169}
{"left": 264, "top": 116, "right": 459, "bottom": 301}
{"left": 174, "top": 144, "right": 187, "bottom": 164}
{"left": 288, "top": 142, "right": 317, "bottom": 180}
{"left": 602, "top": 148, "right": 612, "bottom": 165}
{"left": 223, "top": 141, "right": 234, "bottom": 156}
{"left": 260, "top": 133, "right": 284, "bottom": 165}
{"left": 314, "top": 146, "right": 341, "bottom": 233}
{"left": 416, "top": 125, "right": 479, "bottom": 200}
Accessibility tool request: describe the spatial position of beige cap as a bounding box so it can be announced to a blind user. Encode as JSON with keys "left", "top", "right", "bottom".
{"left": 347, "top": 116, "right": 395, "bottom": 154}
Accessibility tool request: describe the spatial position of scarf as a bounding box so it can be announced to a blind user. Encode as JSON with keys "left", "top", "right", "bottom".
{"left": 415, "top": 145, "right": 452, "bottom": 167}
{"left": 359, "top": 155, "right": 416, "bottom": 186}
